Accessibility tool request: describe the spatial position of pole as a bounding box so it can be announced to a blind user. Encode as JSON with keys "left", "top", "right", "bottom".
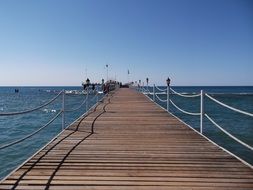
{"left": 96, "top": 85, "right": 99, "bottom": 102}
{"left": 153, "top": 84, "right": 155, "bottom": 101}
{"left": 86, "top": 88, "right": 89, "bottom": 112}
{"left": 167, "top": 85, "right": 170, "bottom": 112}
{"left": 106, "top": 65, "right": 108, "bottom": 82}
{"left": 200, "top": 90, "right": 204, "bottom": 134}
{"left": 62, "top": 90, "right": 65, "bottom": 131}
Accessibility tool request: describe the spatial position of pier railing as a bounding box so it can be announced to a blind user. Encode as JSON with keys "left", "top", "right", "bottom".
{"left": 0, "top": 87, "right": 103, "bottom": 150}
{"left": 140, "top": 85, "right": 253, "bottom": 151}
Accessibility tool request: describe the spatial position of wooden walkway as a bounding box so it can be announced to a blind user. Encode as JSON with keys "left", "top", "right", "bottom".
{"left": 1, "top": 88, "right": 253, "bottom": 190}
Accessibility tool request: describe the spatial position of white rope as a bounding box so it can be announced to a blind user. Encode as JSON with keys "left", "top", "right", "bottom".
{"left": 142, "top": 86, "right": 152, "bottom": 94}
{"left": 170, "top": 99, "right": 200, "bottom": 116}
{"left": 155, "top": 86, "right": 167, "bottom": 92}
{"left": 0, "top": 91, "right": 63, "bottom": 116}
{"left": 170, "top": 88, "right": 201, "bottom": 98}
{"left": 65, "top": 95, "right": 88, "bottom": 112}
{"left": 91, "top": 91, "right": 101, "bottom": 101}
{"left": 205, "top": 114, "right": 253, "bottom": 151}
{"left": 205, "top": 94, "right": 253, "bottom": 117}
{"left": 0, "top": 111, "right": 62, "bottom": 150}
{"left": 155, "top": 93, "right": 167, "bottom": 102}
{"left": 141, "top": 86, "right": 148, "bottom": 93}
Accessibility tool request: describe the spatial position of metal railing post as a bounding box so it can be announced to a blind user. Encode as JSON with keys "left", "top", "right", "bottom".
{"left": 153, "top": 84, "right": 155, "bottom": 101}
{"left": 96, "top": 85, "right": 99, "bottom": 102}
{"left": 86, "top": 88, "right": 89, "bottom": 111}
{"left": 167, "top": 85, "right": 170, "bottom": 112}
{"left": 200, "top": 90, "right": 204, "bottom": 134}
{"left": 62, "top": 90, "right": 65, "bottom": 131}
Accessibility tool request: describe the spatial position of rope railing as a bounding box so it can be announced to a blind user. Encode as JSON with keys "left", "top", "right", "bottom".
{"left": 155, "top": 85, "right": 167, "bottom": 92}
{"left": 140, "top": 86, "right": 147, "bottom": 93}
{"left": 0, "top": 91, "right": 63, "bottom": 116}
{"left": 0, "top": 86, "right": 105, "bottom": 150}
{"left": 205, "top": 93, "right": 253, "bottom": 117}
{"left": 205, "top": 114, "right": 253, "bottom": 151}
{"left": 0, "top": 111, "right": 62, "bottom": 150}
{"left": 170, "top": 99, "right": 201, "bottom": 116}
{"left": 65, "top": 95, "right": 88, "bottom": 112}
{"left": 138, "top": 82, "right": 252, "bottom": 154}
{"left": 155, "top": 93, "right": 167, "bottom": 102}
{"left": 170, "top": 87, "right": 201, "bottom": 98}
{"left": 143, "top": 86, "right": 152, "bottom": 94}
{"left": 90, "top": 90, "right": 101, "bottom": 102}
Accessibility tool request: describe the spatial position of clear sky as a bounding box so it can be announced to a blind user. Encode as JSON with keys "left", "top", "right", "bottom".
{"left": 0, "top": 0, "right": 252, "bottom": 86}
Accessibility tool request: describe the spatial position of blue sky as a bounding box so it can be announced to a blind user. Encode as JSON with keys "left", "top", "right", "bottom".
{"left": 0, "top": 0, "right": 252, "bottom": 86}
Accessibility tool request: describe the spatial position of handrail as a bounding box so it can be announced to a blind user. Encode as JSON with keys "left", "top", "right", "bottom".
{"left": 140, "top": 86, "right": 147, "bottom": 93}
{"left": 170, "top": 99, "right": 200, "bottom": 116}
{"left": 65, "top": 94, "right": 88, "bottom": 112}
{"left": 139, "top": 82, "right": 252, "bottom": 164}
{"left": 155, "top": 85, "right": 167, "bottom": 92}
{"left": 0, "top": 111, "right": 62, "bottom": 150}
{"left": 65, "top": 89, "right": 102, "bottom": 113}
{"left": 143, "top": 86, "right": 152, "bottom": 94}
{"left": 155, "top": 93, "right": 167, "bottom": 102}
{"left": 170, "top": 87, "right": 201, "bottom": 98}
{"left": 0, "top": 87, "right": 103, "bottom": 150}
{"left": 205, "top": 94, "right": 253, "bottom": 117}
{"left": 205, "top": 114, "right": 253, "bottom": 150}
{"left": 0, "top": 91, "right": 63, "bottom": 116}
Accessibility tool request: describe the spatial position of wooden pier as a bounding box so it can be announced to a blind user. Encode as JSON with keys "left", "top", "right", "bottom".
{"left": 1, "top": 88, "right": 253, "bottom": 189}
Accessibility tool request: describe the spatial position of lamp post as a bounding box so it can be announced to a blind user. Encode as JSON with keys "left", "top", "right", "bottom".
{"left": 106, "top": 64, "right": 108, "bottom": 82}
{"left": 86, "top": 78, "right": 90, "bottom": 111}
{"left": 166, "top": 77, "right": 170, "bottom": 112}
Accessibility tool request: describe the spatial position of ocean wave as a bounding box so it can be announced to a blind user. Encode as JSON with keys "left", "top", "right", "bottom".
{"left": 208, "top": 93, "right": 253, "bottom": 95}
{"left": 42, "top": 109, "right": 57, "bottom": 113}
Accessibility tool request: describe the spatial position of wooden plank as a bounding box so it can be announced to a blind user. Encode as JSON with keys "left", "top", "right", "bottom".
{"left": 1, "top": 88, "right": 252, "bottom": 189}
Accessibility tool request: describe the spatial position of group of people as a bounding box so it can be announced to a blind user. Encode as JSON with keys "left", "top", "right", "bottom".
{"left": 82, "top": 80, "right": 121, "bottom": 94}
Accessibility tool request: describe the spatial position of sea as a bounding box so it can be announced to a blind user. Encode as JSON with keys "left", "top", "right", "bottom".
{"left": 0, "top": 86, "right": 104, "bottom": 179}
{"left": 0, "top": 86, "right": 253, "bottom": 179}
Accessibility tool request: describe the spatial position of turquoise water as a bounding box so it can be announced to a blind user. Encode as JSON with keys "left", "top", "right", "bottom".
{"left": 0, "top": 86, "right": 103, "bottom": 179}
{"left": 146, "top": 86, "right": 253, "bottom": 165}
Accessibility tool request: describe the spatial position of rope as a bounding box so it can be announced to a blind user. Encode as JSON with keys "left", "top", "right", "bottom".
{"left": 141, "top": 86, "right": 151, "bottom": 94}
{"left": 66, "top": 91, "right": 103, "bottom": 112}
{"left": 146, "top": 87, "right": 153, "bottom": 95}
{"left": 205, "top": 114, "right": 253, "bottom": 150}
{"left": 155, "top": 93, "right": 167, "bottom": 102}
{"left": 170, "top": 88, "right": 201, "bottom": 98}
{"left": 0, "top": 111, "right": 62, "bottom": 150}
{"left": 0, "top": 91, "right": 63, "bottom": 116}
{"left": 155, "top": 85, "right": 167, "bottom": 92}
{"left": 65, "top": 95, "right": 88, "bottom": 112}
{"left": 170, "top": 99, "right": 200, "bottom": 116}
{"left": 205, "top": 94, "right": 253, "bottom": 117}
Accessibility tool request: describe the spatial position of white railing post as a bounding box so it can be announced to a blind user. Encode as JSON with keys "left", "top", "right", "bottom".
{"left": 86, "top": 88, "right": 89, "bottom": 111}
{"left": 96, "top": 85, "right": 99, "bottom": 102}
{"left": 200, "top": 90, "right": 204, "bottom": 134}
{"left": 167, "top": 85, "right": 170, "bottom": 112}
{"left": 62, "top": 90, "right": 65, "bottom": 131}
{"left": 153, "top": 84, "right": 155, "bottom": 101}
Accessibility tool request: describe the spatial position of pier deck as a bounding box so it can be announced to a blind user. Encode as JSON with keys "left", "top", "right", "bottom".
{"left": 1, "top": 88, "right": 253, "bottom": 189}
